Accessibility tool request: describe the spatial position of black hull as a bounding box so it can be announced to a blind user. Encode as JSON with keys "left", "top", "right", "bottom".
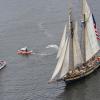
{"left": 64, "top": 63, "right": 100, "bottom": 85}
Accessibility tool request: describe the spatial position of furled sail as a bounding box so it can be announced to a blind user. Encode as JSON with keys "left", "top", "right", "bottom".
{"left": 57, "top": 24, "right": 67, "bottom": 59}
{"left": 82, "top": 0, "right": 100, "bottom": 61}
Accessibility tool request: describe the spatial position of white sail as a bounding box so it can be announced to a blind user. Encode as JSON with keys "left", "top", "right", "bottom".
{"left": 57, "top": 24, "right": 67, "bottom": 59}
{"left": 82, "top": 0, "right": 90, "bottom": 20}
{"left": 85, "top": 14, "right": 100, "bottom": 61}
{"left": 81, "top": 0, "right": 91, "bottom": 62}
{"left": 59, "top": 22, "right": 84, "bottom": 78}
{"left": 50, "top": 37, "right": 69, "bottom": 81}
{"left": 83, "top": 0, "right": 100, "bottom": 61}
{"left": 59, "top": 13, "right": 74, "bottom": 79}
{"left": 59, "top": 35, "right": 73, "bottom": 78}
{"left": 50, "top": 13, "right": 72, "bottom": 81}
{"left": 73, "top": 22, "right": 83, "bottom": 67}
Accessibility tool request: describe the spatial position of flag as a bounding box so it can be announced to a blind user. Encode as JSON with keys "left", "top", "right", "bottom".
{"left": 92, "top": 13, "right": 100, "bottom": 40}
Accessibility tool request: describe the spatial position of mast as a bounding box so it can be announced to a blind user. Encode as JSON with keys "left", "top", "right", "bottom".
{"left": 82, "top": 0, "right": 86, "bottom": 63}
{"left": 69, "top": 8, "right": 74, "bottom": 70}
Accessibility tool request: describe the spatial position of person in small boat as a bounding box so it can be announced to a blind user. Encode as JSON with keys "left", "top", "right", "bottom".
{"left": 25, "top": 47, "right": 28, "bottom": 52}
{"left": 20, "top": 47, "right": 28, "bottom": 52}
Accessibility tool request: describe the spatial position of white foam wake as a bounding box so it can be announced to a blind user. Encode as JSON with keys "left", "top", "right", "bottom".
{"left": 31, "top": 44, "right": 58, "bottom": 56}
{"left": 32, "top": 52, "right": 49, "bottom": 56}
{"left": 46, "top": 44, "right": 58, "bottom": 50}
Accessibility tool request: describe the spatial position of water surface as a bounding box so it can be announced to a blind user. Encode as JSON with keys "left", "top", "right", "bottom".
{"left": 0, "top": 0, "right": 100, "bottom": 100}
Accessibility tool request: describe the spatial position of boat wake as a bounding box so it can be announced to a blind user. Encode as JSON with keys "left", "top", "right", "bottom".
{"left": 32, "top": 52, "right": 49, "bottom": 56}
{"left": 32, "top": 44, "right": 58, "bottom": 56}
{"left": 46, "top": 44, "right": 58, "bottom": 50}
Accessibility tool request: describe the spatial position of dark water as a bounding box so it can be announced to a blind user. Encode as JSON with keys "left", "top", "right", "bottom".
{"left": 0, "top": 0, "right": 100, "bottom": 100}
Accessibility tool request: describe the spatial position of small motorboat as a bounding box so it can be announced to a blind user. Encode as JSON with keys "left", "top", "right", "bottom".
{"left": 0, "top": 60, "right": 6, "bottom": 69}
{"left": 17, "top": 47, "right": 33, "bottom": 55}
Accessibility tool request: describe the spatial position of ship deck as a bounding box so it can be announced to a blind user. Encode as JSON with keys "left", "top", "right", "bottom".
{"left": 64, "top": 58, "right": 100, "bottom": 83}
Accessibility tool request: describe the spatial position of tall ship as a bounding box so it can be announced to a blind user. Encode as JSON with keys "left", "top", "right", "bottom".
{"left": 49, "top": 0, "right": 100, "bottom": 84}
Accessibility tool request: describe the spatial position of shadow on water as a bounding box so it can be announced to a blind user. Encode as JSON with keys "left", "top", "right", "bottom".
{"left": 55, "top": 67, "right": 100, "bottom": 100}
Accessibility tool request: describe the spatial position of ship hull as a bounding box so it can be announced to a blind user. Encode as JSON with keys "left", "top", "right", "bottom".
{"left": 64, "top": 63, "right": 100, "bottom": 84}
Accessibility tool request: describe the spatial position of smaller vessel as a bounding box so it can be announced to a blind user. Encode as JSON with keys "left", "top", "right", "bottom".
{"left": 17, "top": 46, "right": 32, "bottom": 55}
{"left": 0, "top": 60, "right": 6, "bottom": 69}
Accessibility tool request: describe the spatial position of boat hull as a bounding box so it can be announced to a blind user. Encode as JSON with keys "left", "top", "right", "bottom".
{"left": 64, "top": 63, "right": 100, "bottom": 84}
{"left": 17, "top": 50, "right": 32, "bottom": 55}
{"left": 0, "top": 60, "right": 6, "bottom": 70}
